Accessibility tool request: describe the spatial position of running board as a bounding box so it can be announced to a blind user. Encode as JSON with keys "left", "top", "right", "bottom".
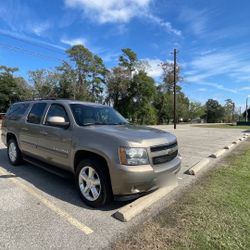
{"left": 23, "top": 155, "right": 74, "bottom": 179}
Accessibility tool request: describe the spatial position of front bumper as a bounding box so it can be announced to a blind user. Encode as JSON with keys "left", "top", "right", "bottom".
{"left": 111, "top": 155, "right": 181, "bottom": 196}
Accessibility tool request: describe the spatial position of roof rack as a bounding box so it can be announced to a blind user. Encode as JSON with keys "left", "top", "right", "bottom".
{"left": 34, "top": 97, "right": 58, "bottom": 100}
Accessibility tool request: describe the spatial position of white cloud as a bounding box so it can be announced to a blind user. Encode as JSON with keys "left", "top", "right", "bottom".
{"left": 31, "top": 22, "right": 51, "bottom": 36}
{"left": 143, "top": 13, "right": 182, "bottom": 36}
{"left": 179, "top": 8, "right": 210, "bottom": 36}
{"left": 64, "top": 0, "right": 181, "bottom": 35}
{"left": 200, "top": 49, "right": 217, "bottom": 56}
{"left": 197, "top": 88, "right": 207, "bottom": 92}
{"left": 65, "top": 0, "right": 152, "bottom": 23}
{"left": 184, "top": 47, "right": 250, "bottom": 94}
{"left": 239, "top": 86, "right": 250, "bottom": 91}
{"left": 142, "top": 58, "right": 163, "bottom": 78}
{"left": 0, "top": 0, "right": 52, "bottom": 37}
{"left": 61, "top": 37, "right": 87, "bottom": 46}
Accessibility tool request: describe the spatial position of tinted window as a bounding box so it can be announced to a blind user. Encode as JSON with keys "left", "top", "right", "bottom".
{"left": 6, "top": 103, "right": 30, "bottom": 120}
{"left": 27, "top": 103, "right": 47, "bottom": 124}
{"left": 45, "top": 104, "right": 69, "bottom": 125}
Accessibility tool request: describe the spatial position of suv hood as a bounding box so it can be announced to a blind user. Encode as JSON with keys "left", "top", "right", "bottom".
{"left": 90, "top": 125, "right": 177, "bottom": 147}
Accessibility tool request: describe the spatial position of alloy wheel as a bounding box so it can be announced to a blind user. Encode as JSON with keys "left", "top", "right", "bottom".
{"left": 78, "top": 166, "right": 101, "bottom": 201}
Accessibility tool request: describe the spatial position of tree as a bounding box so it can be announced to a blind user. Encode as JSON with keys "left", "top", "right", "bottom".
{"left": 129, "top": 71, "right": 157, "bottom": 124}
{"left": 119, "top": 48, "right": 137, "bottom": 78}
{"left": 106, "top": 48, "right": 158, "bottom": 124}
{"left": 161, "top": 62, "right": 182, "bottom": 93}
{"left": 0, "top": 66, "right": 33, "bottom": 112}
{"left": 188, "top": 101, "right": 205, "bottom": 120}
{"left": 29, "top": 69, "right": 59, "bottom": 99}
{"left": 106, "top": 66, "right": 130, "bottom": 111}
{"left": 154, "top": 61, "right": 187, "bottom": 124}
{"left": 205, "top": 99, "right": 225, "bottom": 123}
{"left": 65, "top": 45, "right": 107, "bottom": 102}
{"left": 0, "top": 66, "right": 18, "bottom": 112}
{"left": 177, "top": 92, "right": 189, "bottom": 122}
{"left": 106, "top": 48, "right": 139, "bottom": 117}
{"left": 224, "top": 99, "right": 235, "bottom": 122}
{"left": 88, "top": 55, "right": 108, "bottom": 103}
{"left": 56, "top": 62, "right": 77, "bottom": 99}
{"left": 154, "top": 87, "right": 173, "bottom": 124}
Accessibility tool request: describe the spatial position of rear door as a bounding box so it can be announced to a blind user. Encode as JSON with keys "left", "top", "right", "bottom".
{"left": 19, "top": 102, "right": 47, "bottom": 158}
{"left": 37, "top": 103, "right": 72, "bottom": 170}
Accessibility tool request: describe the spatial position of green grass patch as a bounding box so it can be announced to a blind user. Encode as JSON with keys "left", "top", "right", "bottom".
{"left": 193, "top": 124, "right": 250, "bottom": 130}
{"left": 113, "top": 142, "right": 250, "bottom": 250}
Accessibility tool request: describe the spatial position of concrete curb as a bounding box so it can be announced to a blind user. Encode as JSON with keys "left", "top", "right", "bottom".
{"left": 185, "top": 158, "right": 210, "bottom": 175}
{"left": 224, "top": 144, "right": 235, "bottom": 150}
{"left": 209, "top": 149, "right": 227, "bottom": 158}
{"left": 232, "top": 139, "right": 241, "bottom": 144}
{"left": 114, "top": 182, "right": 178, "bottom": 222}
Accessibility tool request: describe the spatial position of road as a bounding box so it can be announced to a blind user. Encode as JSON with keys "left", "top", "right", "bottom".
{"left": 0, "top": 125, "right": 248, "bottom": 249}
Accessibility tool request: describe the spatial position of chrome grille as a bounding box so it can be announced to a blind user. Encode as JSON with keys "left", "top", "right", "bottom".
{"left": 151, "top": 141, "right": 178, "bottom": 165}
{"left": 152, "top": 150, "right": 178, "bottom": 165}
{"left": 150, "top": 141, "right": 177, "bottom": 152}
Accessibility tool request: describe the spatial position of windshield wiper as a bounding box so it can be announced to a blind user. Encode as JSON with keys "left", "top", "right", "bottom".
{"left": 109, "top": 122, "right": 129, "bottom": 125}
{"left": 83, "top": 122, "right": 129, "bottom": 126}
{"left": 82, "top": 122, "right": 106, "bottom": 126}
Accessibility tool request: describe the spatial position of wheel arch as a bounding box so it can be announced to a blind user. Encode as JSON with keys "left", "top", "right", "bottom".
{"left": 74, "top": 149, "right": 111, "bottom": 178}
{"left": 6, "top": 132, "right": 17, "bottom": 144}
{"left": 74, "top": 150, "right": 113, "bottom": 195}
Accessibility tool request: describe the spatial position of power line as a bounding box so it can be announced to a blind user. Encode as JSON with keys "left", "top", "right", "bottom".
{"left": 0, "top": 31, "right": 66, "bottom": 55}
{"left": 0, "top": 42, "right": 64, "bottom": 62}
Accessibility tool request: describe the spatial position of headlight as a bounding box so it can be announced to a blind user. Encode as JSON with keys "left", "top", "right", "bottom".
{"left": 119, "top": 147, "right": 149, "bottom": 165}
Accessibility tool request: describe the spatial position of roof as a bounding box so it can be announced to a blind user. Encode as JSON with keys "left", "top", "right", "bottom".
{"left": 14, "top": 99, "right": 107, "bottom": 107}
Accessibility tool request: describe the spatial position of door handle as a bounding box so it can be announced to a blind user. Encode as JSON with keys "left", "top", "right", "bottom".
{"left": 21, "top": 127, "right": 29, "bottom": 131}
{"left": 40, "top": 131, "right": 48, "bottom": 136}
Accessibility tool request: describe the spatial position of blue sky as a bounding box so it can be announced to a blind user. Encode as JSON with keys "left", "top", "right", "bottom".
{"left": 0, "top": 0, "right": 250, "bottom": 109}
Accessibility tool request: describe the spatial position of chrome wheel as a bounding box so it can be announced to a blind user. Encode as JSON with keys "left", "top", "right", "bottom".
{"left": 79, "top": 166, "right": 101, "bottom": 201}
{"left": 8, "top": 142, "right": 17, "bottom": 163}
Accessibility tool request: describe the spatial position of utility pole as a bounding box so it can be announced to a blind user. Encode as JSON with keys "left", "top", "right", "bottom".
{"left": 173, "top": 48, "right": 177, "bottom": 129}
{"left": 246, "top": 97, "right": 249, "bottom": 122}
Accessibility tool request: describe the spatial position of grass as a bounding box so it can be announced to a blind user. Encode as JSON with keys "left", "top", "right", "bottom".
{"left": 113, "top": 141, "right": 250, "bottom": 250}
{"left": 193, "top": 124, "right": 250, "bottom": 130}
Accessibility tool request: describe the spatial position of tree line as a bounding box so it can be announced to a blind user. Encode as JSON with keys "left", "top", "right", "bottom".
{"left": 0, "top": 45, "right": 238, "bottom": 124}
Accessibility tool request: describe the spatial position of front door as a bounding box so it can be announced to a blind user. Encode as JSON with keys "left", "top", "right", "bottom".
{"left": 37, "top": 103, "right": 72, "bottom": 170}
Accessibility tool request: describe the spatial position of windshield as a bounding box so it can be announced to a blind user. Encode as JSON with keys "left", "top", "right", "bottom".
{"left": 70, "top": 104, "right": 128, "bottom": 126}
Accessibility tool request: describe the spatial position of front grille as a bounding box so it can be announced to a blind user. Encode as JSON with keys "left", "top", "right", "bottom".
{"left": 150, "top": 141, "right": 177, "bottom": 152}
{"left": 152, "top": 150, "right": 178, "bottom": 165}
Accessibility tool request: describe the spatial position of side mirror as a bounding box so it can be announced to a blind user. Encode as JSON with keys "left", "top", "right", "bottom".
{"left": 46, "top": 116, "right": 70, "bottom": 128}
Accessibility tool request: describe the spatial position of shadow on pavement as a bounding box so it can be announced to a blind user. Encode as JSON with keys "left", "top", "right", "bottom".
{"left": 0, "top": 148, "right": 129, "bottom": 212}
{"left": 243, "top": 130, "right": 250, "bottom": 133}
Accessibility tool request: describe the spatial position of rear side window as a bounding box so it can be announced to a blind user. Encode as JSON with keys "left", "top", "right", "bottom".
{"left": 27, "top": 103, "right": 47, "bottom": 124}
{"left": 6, "top": 103, "right": 30, "bottom": 120}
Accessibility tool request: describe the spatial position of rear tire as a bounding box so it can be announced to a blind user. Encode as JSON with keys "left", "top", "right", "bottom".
{"left": 7, "top": 138, "right": 23, "bottom": 165}
{"left": 76, "top": 159, "right": 112, "bottom": 208}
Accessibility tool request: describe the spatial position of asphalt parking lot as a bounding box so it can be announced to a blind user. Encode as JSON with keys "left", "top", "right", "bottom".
{"left": 0, "top": 124, "right": 248, "bottom": 250}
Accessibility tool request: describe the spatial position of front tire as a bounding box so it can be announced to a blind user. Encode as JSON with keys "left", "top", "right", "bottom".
{"left": 7, "top": 138, "right": 23, "bottom": 165}
{"left": 76, "top": 159, "right": 112, "bottom": 208}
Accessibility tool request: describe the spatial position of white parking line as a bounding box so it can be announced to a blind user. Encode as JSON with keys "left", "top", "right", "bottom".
{"left": 0, "top": 166, "right": 93, "bottom": 235}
